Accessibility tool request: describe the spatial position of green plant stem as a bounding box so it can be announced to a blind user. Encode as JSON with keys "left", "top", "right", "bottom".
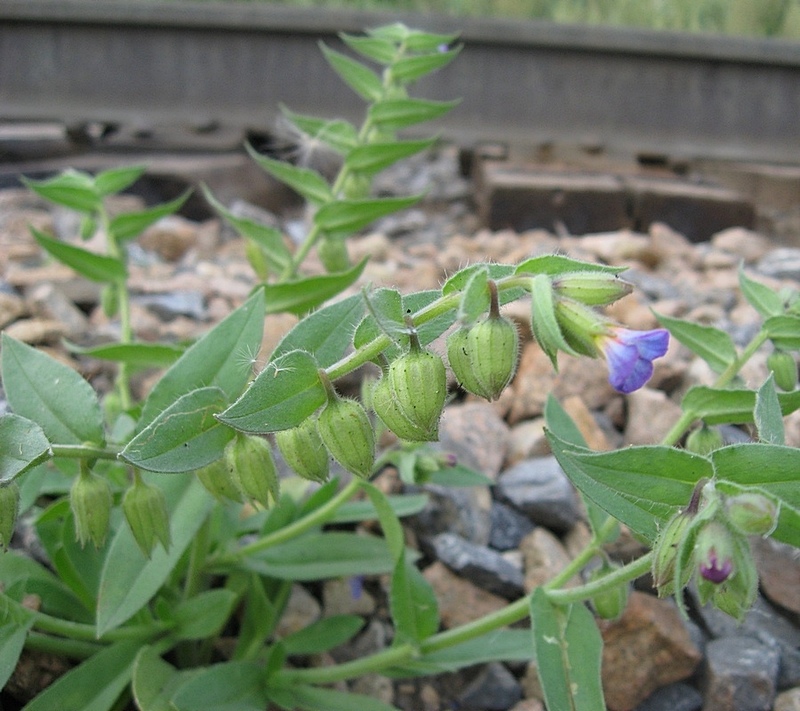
{"left": 25, "top": 631, "right": 103, "bottom": 660}
{"left": 31, "top": 608, "right": 169, "bottom": 643}
{"left": 207, "top": 477, "right": 363, "bottom": 568}
{"left": 50, "top": 443, "right": 121, "bottom": 460}
{"left": 276, "top": 518, "right": 644, "bottom": 686}
{"left": 660, "top": 326, "right": 770, "bottom": 446}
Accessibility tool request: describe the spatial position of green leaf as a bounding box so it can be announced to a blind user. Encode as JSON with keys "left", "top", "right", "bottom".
{"left": 403, "top": 29, "right": 460, "bottom": 52}
{"left": 280, "top": 107, "right": 358, "bottom": 154}
{"left": 547, "top": 432, "right": 712, "bottom": 544}
{"left": 755, "top": 374, "right": 785, "bottom": 445}
{"left": 64, "top": 340, "right": 184, "bottom": 368}
{"left": 764, "top": 314, "right": 800, "bottom": 349}
{"left": 21, "top": 639, "right": 140, "bottom": 711}
{"left": 345, "top": 138, "right": 437, "bottom": 176}
{"left": 174, "top": 589, "right": 239, "bottom": 640}
{"left": 246, "top": 144, "right": 333, "bottom": 206}
{"left": 531, "top": 590, "right": 605, "bottom": 711}
{"left": 1, "top": 334, "right": 104, "bottom": 445}
{"left": 654, "top": 312, "right": 736, "bottom": 374}
{"left": 368, "top": 98, "right": 460, "bottom": 131}
{"left": 340, "top": 33, "right": 397, "bottom": 64}
{"left": 269, "top": 293, "right": 365, "bottom": 368}
{"left": 32, "top": 227, "right": 126, "bottom": 282}
{"left": 123, "top": 386, "right": 234, "bottom": 473}
{"left": 361, "top": 481, "right": 405, "bottom": 561}
{"left": 218, "top": 349, "right": 325, "bottom": 434}
{"left": 132, "top": 646, "right": 201, "bottom": 711}
{"left": 315, "top": 195, "right": 421, "bottom": 234}
{"left": 390, "top": 552, "right": 439, "bottom": 644}
{"left": 427, "top": 464, "right": 493, "bottom": 487}
{"left": 22, "top": 170, "right": 100, "bottom": 213}
{"left": 331, "top": 493, "right": 428, "bottom": 523}
{"left": 320, "top": 43, "right": 383, "bottom": 101}
{"left": 262, "top": 258, "right": 368, "bottom": 316}
{"left": 530, "top": 273, "right": 575, "bottom": 367}
{"left": 245, "top": 532, "right": 398, "bottom": 580}
{"left": 0, "top": 414, "right": 51, "bottom": 484}
{"left": 96, "top": 476, "right": 213, "bottom": 635}
{"left": 0, "top": 599, "right": 33, "bottom": 689}
{"left": 516, "top": 254, "right": 625, "bottom": 276}
{"left": 282, "top": 615, "right": 364, "bottom": 655}
{"left": 739, "top": 266, "right": 785, "bottom": 318}
{"left": 682, "top": 386, "right": 800, "bottom": 425}
{"left": 170, "top": 661, "right": 268, "bottom": 711}
{"left": 233, "top": 575, "right": 277, "bottom": 661}
{"left": 356, "top": 287, "right": 407, "bottom": 347}
{"left": 202, "top": 186, "right": 291, "bottom": 273}
{"left": 139, "top": 289, "right": 265, "bottom": 430}
{"left": 274, "top": 684, "right": 399, "bottom": 711}
{"left": 455, "top": 266, "right": 490, "bottom": 325}
{"left": 443, "top": 263, "right": 515, "bottom": 295}
{"left": 109, "top": 190, "right": 192, "bottom": 242}
{"left": 94, "top": 165, "right": 147, "bottom": 196}
{"left": 391, "top": 46, "right": 461, "bottom": 83}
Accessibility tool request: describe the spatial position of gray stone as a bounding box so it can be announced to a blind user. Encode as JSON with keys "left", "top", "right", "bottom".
{"left": 634, "top": 682, "right": 703, "bottom": 711}
{"left": 701, "top": 636, "right": 780, "bottom": 711}
{"left": 495, "top": 456, "right": 580, "bottom": 533}
{"left": 429, "top": 532, "right": 524, "bottom": 599}
{"left": 757, "top": 248, "right": 800, "bottom": 281}
{"left": 457, "top": 662, "right": 523, "bottom": 711}
{"left": 134, "top": 290, "right": 206, "bottom": 321}
{"left": 409, "top": 483, "right": 492, "bottom": 546}
{"left": 489, "top": 501, "right": 535, "bottom": 552}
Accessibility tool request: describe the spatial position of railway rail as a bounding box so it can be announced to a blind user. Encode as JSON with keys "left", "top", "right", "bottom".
{"left": 2, "top": 0, "right": 800, "bottom": 165}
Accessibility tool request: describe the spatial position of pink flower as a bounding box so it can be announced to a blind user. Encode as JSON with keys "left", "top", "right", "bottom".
{"left": 595, "top": 328, "right": 669, "bottom": 393}
{"left": 699, "top": 547, "right": 733, "bottom": 584}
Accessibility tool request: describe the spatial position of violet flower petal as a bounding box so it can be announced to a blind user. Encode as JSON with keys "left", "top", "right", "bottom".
{"left": 600, "top": 328, "right": 669, "bottom": 393}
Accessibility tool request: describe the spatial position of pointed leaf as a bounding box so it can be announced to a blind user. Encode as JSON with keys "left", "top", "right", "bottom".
{"left": 654, "top": 312, "right": 736, "bottom": 374}
{"left": 65, "top": 340, "right": 184, "bottom": 368}
{"left": 202, "top": 186, "right": 291, "bottom": 273}
{"left": 764, "top": 314, "right": 800, "bottom": 349}
{"left": 0, "top": 414, "right": 51, "bottom": 484}
{"left": 96, "top": 476, "right": 213, "bottom": 634}
{"left": 368, "top": 98, "right": 460, "bottom": 131}
{"left": 132, "top": 646, "right": 201, "bottom": 711}
{"left": 320, "top": 43, "right": 383, "bottom": 101}
{"left": 269, "top": 292, "right": 365, "bottom": 367}
{"left": 330, "top": 493, "right": 429, "bottom": 524}
{"left": 682, "top": 385, "right": 800, "bottom": 425}
{"left": 404, "top": 29, "right": 460, "bottom": 52}
{"left": 218, "top": 349, "right": 325, "bottom": 434}
{"left": 739, "top": 266, "right": 784, "bottom": 318}
{"left": 547, "top": 432, "right": 713, "bottom": 544}
{"left": 21, "top": 639, "right": 140, "bottom": 711}
{"left": 170, "top": 661, "right": 268, "bottom": 711}
{"left": 354, "top": 287, "right": 405, "bottom": 348}
{"left": 345, "top": 138, "right": 436, "bottom": 176}
{"left": 109, "top": 190, "right": 191, "bottom": 242}
{"left": 340, "top": 33, "right": 397, "bottom": 64}
{"left": 755, "top": 374, "right": 785, "bottom": 445}
{"left": 456, "top": 266, "right": 489, "bottom": 324}
{"left": 22, "top": 170, "right": 100, "bottom": 213}
{"left": 246, "top": 145, "right": 333, "bottom": 206}
{"left": 174, "top": 589, "right": 239, "bottom": 640}
{"left": 1, "top": 334, "right": 103, "bottom": 445}
{"left": 139, "top": 290, "right": 265, "bottom": 429}
{"left": 516, "top": 254, "right": 625, "bottom": 276}
{"left": 282, "top": 615, "right": 364, "bottom": 655}
{"left": 262, "top": 257, "right": 367, "bottom": 315}
{"left": 94, "top": 165, "right": 147, "bottom": 196}
{"left": 391, "top": 47, "right": 461, "bottom": 83}
{"left": 314, "top": 195, "right": 421, "bottom": 234}
{"left": 32, "top": 227, "right": 126, "bottom": 282}
{"left": 390, "top": 552, "right": 439, "bottom": 644}
{"left": 123, "top": 387, "right": 234, "bottom": 473}
{"left": 531, "top": 590, "right": 605, "bottom": 711}
{"left": 530, "top": 273, "right": 575, "bottom": 367}
{"left": 280, "top": 107, "right": 358, "bottom": 154}
{"left": 276, "top": 684, "right": 399, "bottom": 711}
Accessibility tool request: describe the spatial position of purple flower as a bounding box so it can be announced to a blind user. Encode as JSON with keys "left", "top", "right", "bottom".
{"left": 699, "top": 547, "right": 733, "bottom": 584}
{"left": 595, "top": 327, "right": 669, "bottom": 393}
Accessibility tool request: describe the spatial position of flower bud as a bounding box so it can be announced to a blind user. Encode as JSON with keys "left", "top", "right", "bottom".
{"left": 588, "top": 564, "right": 629, "bottom": 620}
{"left": 316, "top": 396, "right": 375, "bottom": 479}
{"left": 371, "top": 373, "right": 431, "bottom": 442}
{"left": 699, "top": 534, "right": 758, "bottom": 621}
{"left": 767, "top": 350, "right": 797, "bottom": 391}
{"left": 122, "top": 477, "right": 171, "bottom": 557}
{"left": 71, "top": 469, "right": 112, "bottom": 548}
{"left": 317, "top": 236, "right": 350, "bottom": 273}
{"left": 695, "top": 520, "right": 734, "bottom": 584}
{"left": 0, "top": 482, "right": 20, "bottom": 551}
{"left": 553, "top": 297, "right": 606, "bottom": 356}
{"left": 384, "top": 345, "right": 447, "bottom": 438}
{"left": 196, "top": 457, "right": 243, "bottom": 503}
{"left": 725, "top": 492, "right": 778, "bottom": 536}
{"left": 225, "top": 435, "right": 280, "bottom": 508}
{"left": 275, "top": 417, "right": 330, "bottom": 483}
{"left": 685, "top": 424, "right": 724, "bottom": 456}
{"left": 651, "top": 510, "right": 694, "bottom": 596}
{"left": 552, "top": 271, "right": 633, "bottom": 306}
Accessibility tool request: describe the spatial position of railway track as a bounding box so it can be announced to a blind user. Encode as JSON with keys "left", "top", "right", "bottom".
{"left": 2, "top": 0, "right": 800, "bottom": 165}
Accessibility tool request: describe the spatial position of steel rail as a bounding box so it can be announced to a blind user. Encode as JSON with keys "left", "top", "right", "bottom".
{"left": 2, "top": 0, "right": 800, "bottom": 163}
